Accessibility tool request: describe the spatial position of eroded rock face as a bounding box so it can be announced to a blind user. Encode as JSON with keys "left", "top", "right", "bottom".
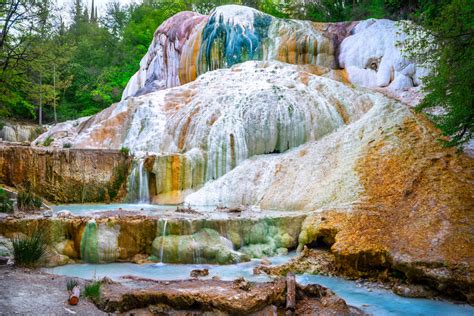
{"left": 0, "top": 123, "right": 43, "bottom": 143}
{"left": 151, "top": 228, "right": 248, "bottom": 264}
{"left": 0, "top": 145, "right": 131, "bottom": 203}
{"left": 151, "top": 215, "right": 305, "bottom": 263}
{"left": 0, "top": 213, "right": 305, "bottom": 265}
{"left": 97, "top": 277, "right": 355, "bottom": 315}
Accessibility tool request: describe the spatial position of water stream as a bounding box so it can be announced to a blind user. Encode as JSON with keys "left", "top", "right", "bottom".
{"left": 160, "top": 219, "right": 168, "bottom": 262}
{"left": 126, "top": 158, "right": 150, "bottom": 203}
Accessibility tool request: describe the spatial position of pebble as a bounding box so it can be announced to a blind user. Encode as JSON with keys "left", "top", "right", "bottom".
{"left": 57, "top": 210, "right": 73, "bottom": 218}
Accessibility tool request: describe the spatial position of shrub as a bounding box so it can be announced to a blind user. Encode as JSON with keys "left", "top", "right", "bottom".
{"left": 0, "top": 188, "right": 13, "bottom": 213}
{"left": 11, "top": 227, "right": 48, "bottom": 267}
{"left": 43, "top": 136, "right": 53, "bottom": 146}
{"left": 63, "top": 143, "right": 72, "bottom": 149}
{"left": 66, "top": 278, "right": 79, "bottom": 292}
{"left": 84, "top": 281, "right": 101, "bottom": 301}
{"left": 120, "top": 146, "right": 130, "bottom": 156}
{"left": 17, "top": 188, "right": 42, "bottom": 211}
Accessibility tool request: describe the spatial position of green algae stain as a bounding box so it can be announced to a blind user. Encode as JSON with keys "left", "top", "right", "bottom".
{"left": 80, "top": 220, "right": 99, "bottom": 263}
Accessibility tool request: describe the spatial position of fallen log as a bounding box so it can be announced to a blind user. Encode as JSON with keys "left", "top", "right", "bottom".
{"left": 68, "top": 285, "right": 80, "bottom": 305}
{"left": 286, "top": 272, "right": 296, "bottom": 316}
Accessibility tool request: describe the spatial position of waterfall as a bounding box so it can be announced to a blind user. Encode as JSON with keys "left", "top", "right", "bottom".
{"left": 160, "top": 219, "right": 168, "bottom": 263}
{"left": 137, "top": 159, "right": 150, "bottom": 203}
{"left": 187, "top": 219, "right": 200, "bottom": 264}
{"left": 127, "top": 158, "right": 150, "bottom": 204}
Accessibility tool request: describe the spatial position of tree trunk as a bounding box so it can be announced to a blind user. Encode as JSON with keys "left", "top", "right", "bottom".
{"left": 39, "top": 73, "right": 42, "bottom": 126}
{"left": 286, "top": 272, "right": 296, "bottom": 316}
{"left": 53, "top": 64, "right": 57, "bottom": 123}
{"left": 68, "top": 285, "right": 80, "bottom": 305}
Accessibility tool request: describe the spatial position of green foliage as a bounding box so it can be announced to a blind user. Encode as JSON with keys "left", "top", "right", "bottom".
{"left": 303, "top": 0, "right": 409, "bottom": 22}
{"left": 84, "top": 281, "right": 101, "bottom": 301}
{"left": 66, "top": 278, "right": 79, "bottom": 292}
{"left": 0, "top": 188, "right": 13, "bottom": 213}
{"left": 404, "top": 0, "right": 473, "bottom": 147}
{"left": 1, "top": 0, "right": 182, "bottom": 123}
{"left": 43, "top": 136, "right": 54, "bottom": 146}
{"left": 120, "top": 146, "right": 130, "bottom": 156}
{"left": 17, "top": 188, "right": 43, "bottom": 211}
{"left": 11, "top": 226, "right": 48, "bottom": 267}
{"left": 63, "top": 143, "right": 72, "bottom": 148}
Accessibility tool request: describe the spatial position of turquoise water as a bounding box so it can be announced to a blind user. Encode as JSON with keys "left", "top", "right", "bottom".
{"left": 52, "top": 203, "right": 175, "bottom": 215}
{"left": 297, "top": 275, "right": 473, "bottom": 316}
{"left": 44, "top": 255, "right": 474, "bottom": 316}
{"left": 44, "top": 253, "right": 294, "bottom": 282}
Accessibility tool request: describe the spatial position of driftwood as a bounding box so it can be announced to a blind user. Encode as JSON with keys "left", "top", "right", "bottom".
{"left": 286, "top": 272, "right": 296, "bottom": 316}
{"left": 68, "top": 285, "right": 80, "bottom": 305}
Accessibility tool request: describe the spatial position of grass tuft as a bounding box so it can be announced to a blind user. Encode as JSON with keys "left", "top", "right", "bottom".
{"left": 66, "top": 278, "right": 79, "bottom": 292}
{"left": 17, "top": 188, "right": 42, "bottom": 211}
{"left": 11, "top": 226, "right": 48, "bottom": 267}
{"left": 43, "top": 136, "right": 54, "bottom": 146}
{"left": 0, "top": 188, "right": 13, "bottom": 213}
{"left": 120, "top": 146, "right": 130, "bottom": 156}
{"left": 84, "top": 281, "right": 101, "bottom": 301}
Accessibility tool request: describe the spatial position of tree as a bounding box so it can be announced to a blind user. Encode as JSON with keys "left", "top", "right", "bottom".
{"left": 404, "top": 0, "right": 473, "bottom": 148}
{"left": 0, "top": 0, "right": 55, "bottom": 120}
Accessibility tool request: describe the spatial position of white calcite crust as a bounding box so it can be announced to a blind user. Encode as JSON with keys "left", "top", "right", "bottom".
{"left": 339, "top": 19, "right": 426, "bottom": 92}
{"left": 185, "top": 91, "right": 411, "bottom": 209}
{"left": 36, "top": 61, "right": 378, "bottom": 183}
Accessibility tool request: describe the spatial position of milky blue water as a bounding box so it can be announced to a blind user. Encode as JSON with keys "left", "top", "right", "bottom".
{"left": 297, "top": 274, "right": 474, "bottom": 316}
{"left": 44, "top": 254, "right": 294, "bottom": 283}
{"left": 52, "top": 203, "right": 175, "bottom": 216}
{"left": 44, "top": 255, "right": 474, "bottom": 316}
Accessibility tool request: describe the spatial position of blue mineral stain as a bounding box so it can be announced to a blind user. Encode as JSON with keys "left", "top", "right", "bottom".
{"left": 197, "top": 10, "right": 272, "bottom": 75}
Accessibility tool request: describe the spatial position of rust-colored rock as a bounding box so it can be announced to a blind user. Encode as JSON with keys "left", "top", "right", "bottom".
{"left": 295, "top": 115, "right": 474, "bottom": 303}
{"left": 99, "top": 278, "right": 287, "bottom": 314}
{"left": 0, "top": 145, "right": 131, "bottom": 203}
{"left": 97, "top": 277, "right": 357, "bottom": 315}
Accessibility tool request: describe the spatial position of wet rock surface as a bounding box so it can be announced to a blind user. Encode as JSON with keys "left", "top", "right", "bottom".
{"left": 99, "top": 277, "right": 286, "bottom": 314}
{"left": 97, "top": 275, "right": 360, "bottom": 315}
{"left": 255, "top": 247, "right": 337, "bottom": 277}
{"left": 0, "top": 211, "right": 306, "bottom": 265}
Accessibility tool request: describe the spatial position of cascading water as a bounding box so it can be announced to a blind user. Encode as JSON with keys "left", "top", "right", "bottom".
{"left": 160, "top": 219, "right": 168, "bottom": 263}
{"left": 127, "top": 158, "right": 150, "bottom": 203}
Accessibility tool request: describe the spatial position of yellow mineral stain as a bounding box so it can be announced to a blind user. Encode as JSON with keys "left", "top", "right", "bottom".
{"left": 179, "top": 21, "right": 206, "bottom": 84}
{"left": 345, "top": 115, "right": 474, "bottom": 264}
{"left": 171, "top": 155, "right": 182, "bottom": 191}
{"left": 332, "top": 99, "right": 350, "bottom": 124}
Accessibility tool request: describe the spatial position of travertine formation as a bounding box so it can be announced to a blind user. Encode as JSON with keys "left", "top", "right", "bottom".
{"left": 0, "top": 213, "right": 306, "bottom": 265}
{"left": 121, "top": 6, "right": 424, "bottom": 100}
